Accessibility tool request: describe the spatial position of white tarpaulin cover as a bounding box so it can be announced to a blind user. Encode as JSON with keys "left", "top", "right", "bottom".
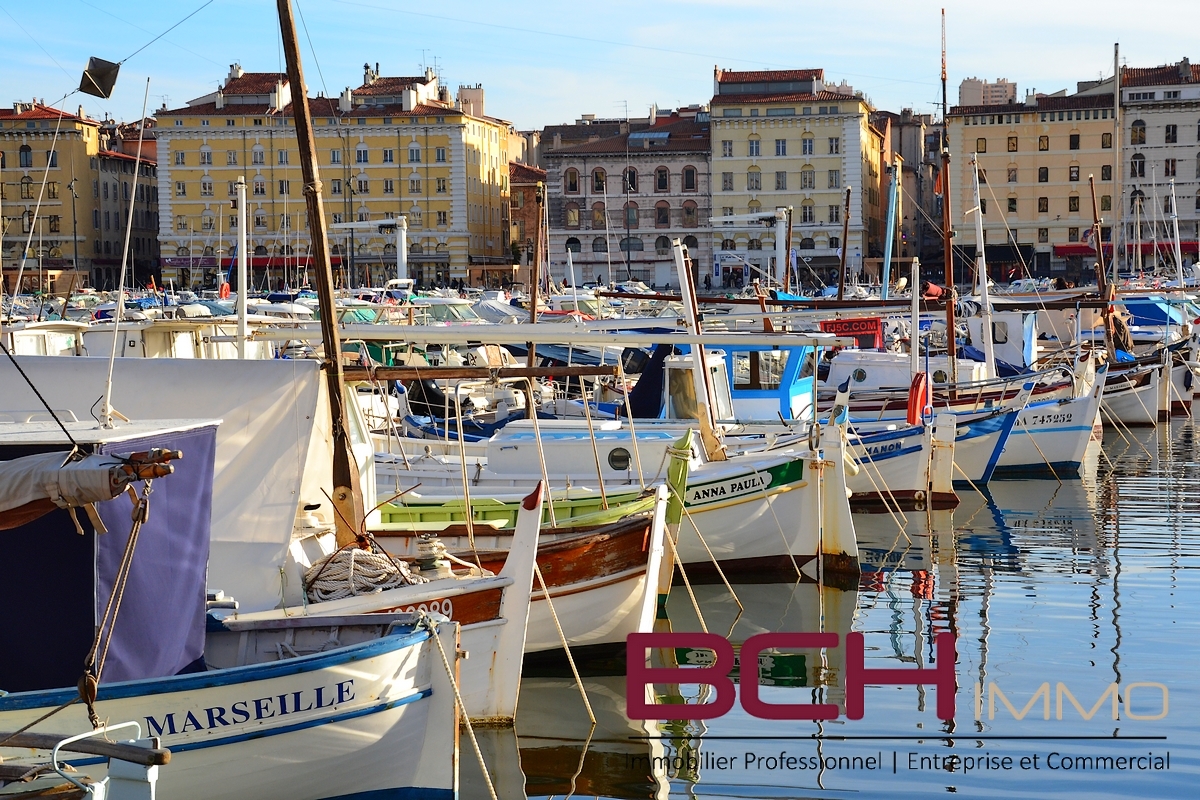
{"left": 0, "top": 357, "right": 321, "bottom": 612}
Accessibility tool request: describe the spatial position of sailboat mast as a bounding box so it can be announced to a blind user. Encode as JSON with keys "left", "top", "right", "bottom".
{"left": 941, "top": 8, "right": 957, "bottom": 384}
{"left": 277, "top": 0, "right": 364, "bottom": 546}
{"left": 970, "top": 156, "right": 997, "bottom": 379}
{"left": 1112, "top": 43, "right": 1124, "bottom": 275}
{"left": 1089, "top": 175, "right": 1116, "bottom": 360}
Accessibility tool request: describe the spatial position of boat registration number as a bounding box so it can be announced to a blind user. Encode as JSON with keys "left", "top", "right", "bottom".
{"left": 1021, "top": 411, "right": 1073, "bottom": 426}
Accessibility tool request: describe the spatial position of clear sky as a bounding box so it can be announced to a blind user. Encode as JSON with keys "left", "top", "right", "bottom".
{"left": 1, "top": 0, "right": 1195, "bottom": 130}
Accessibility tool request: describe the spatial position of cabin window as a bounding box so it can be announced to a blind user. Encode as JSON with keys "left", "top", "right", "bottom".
{"left": 731, "top": 350, "right": 790, "bottom": 391}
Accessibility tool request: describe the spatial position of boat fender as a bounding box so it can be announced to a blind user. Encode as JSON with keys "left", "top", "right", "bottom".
{"left": 907, "top": 372, "right": 929, "bottom": 426}
{"left": 843, "top": 448, "right": 861, "bottom": 477}
{"left": 808, "top": 422, "right": 821, "bottom": 453}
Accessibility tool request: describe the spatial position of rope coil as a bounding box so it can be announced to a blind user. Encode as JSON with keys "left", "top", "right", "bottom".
{"left": 305, "top": 547, "right": 427, "bottom": 603}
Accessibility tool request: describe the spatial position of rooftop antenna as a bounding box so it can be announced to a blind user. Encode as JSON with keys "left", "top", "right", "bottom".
{"left": 420, "top": 49, "right": 429, "bottom": 72}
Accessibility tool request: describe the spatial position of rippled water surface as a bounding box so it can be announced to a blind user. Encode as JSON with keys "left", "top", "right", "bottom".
{"left": 467, "top": 423, "right": 1200, "bottom": 798}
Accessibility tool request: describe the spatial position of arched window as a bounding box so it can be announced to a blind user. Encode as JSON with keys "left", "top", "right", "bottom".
{"left": 1194, "top": 191, "right": 1200, "bottom": 211}
{"left": 747, "top": 239, "right": 762, "bottom": 250}
{"left": 721, "top": 238, "right": 736, "bottom": 250}
{"left": 591, "top": 202, "right": 605, "bottom": 228}
{"left": 655, "top": 201, "right": 670, "bottom": 228}
{"left": 655, "top": 236, "right": 671, "bottom": 255}
{"left": 800, "top": 167, "right": 815, "bottom": 190}
{"left": 254, "top": 245, "right": 268, "bottom": 256}
{"left": 619, "top": 236, "right": 644, "bottom": 252}
{"left": 176, "top": 246, "right": 190, "bottom": 256}
{"left": 564, "top": 168, "right": 579, "bottom": 194}
{"left": 1130, "top": 189, "right": 1145, "bottom": 213}
{"left": 592, "top": 168, "right": 606, "bottom": 192}
{"left": 332, "top": 244, "right": 345, "bottom": 255}
{"left": 1131, "top": 153, "right": 1146, "bottom": 178}
{"left": 19, "top": 144, "right": 32, "bottom": 168}
{"left": 564, "top": 202, "right": 580, "bottom": 228}
{"left": 683, "top": 235, "right": 699, "bottom": 251}
{"left": 20, "top": 176, "right": 34, "bottom": 199}
{"left": 410, "top": 242, "right": 423, "bottom": 254}
{"left": 1195, "top": 152, "right": 1200, "bottom": 179}
{"left": 682, "top": 200, "right": 698, "bottom": 228}
{"left": 682, "top": 166, "right": 697, "bottom": 192}
{"left": 592, "top": 236, "right": 608, "bottom": 252}
{"left": 565, "top": 237, "right": 582, "bottom": 253}
{"left": 383, "top": 242, "right": 396, "bottom": 254}
{"left": 1130, "top": 119, "right": 1146, "bottom": 145}
{"left": 655, "top": 167, "right": 669, "bottom": 192}
{"left": 623, "top": 168, "right": 638, "bottom": 193}
{"left": 799, "top": 237, "right": 815, "bottom": 250}
{"left": 280, "top": 245, "right": 294, "bottom": 256}
{"left": 624, "top": 201, "right": 638, "bottom": 228}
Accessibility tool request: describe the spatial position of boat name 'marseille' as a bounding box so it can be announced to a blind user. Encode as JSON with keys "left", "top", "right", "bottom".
{"left": 145, "top": 679, "right": 355, "bottom": 736}
{"left": 687, "top": 473, "right": 769, "bottom": 503}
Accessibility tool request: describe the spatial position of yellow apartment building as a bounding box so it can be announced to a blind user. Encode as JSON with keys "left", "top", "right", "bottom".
{"left": 709, "top": 68, "right": 884, "bottom": 288}
{"left": 947, "top": 93, "right": 1117, "bottom": 284}
{"left": 155, "top": 64, "right": 512, "bottom": 289}
{"left": 1, "top": 104, "right": 98, "bottom": 292}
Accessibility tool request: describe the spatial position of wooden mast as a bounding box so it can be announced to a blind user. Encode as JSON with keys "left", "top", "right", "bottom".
{"left": 277, "top": 0, "right": 364, "bottom": 546}
{"left": 941, "top": 8, "right": 958, "bottom": 385}
{"left": 836, "top": 186, "right": 851, "bottom": 300}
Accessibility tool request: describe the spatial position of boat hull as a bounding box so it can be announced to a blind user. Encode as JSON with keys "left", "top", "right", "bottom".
{"left": 0, "top": 625, "right": 458, "bottom": 800}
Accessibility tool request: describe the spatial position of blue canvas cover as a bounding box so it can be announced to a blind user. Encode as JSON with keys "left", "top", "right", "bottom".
{"left": 0, "top": 424, "right": 215, "bottom": 693}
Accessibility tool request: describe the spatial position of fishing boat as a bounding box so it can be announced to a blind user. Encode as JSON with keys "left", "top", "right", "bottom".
{"left": 0, "top": 418, "right": 458, "bottom": 800}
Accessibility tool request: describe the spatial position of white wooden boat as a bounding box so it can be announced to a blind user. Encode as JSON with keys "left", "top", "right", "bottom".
{"left": 0, "top": 418, "right": 458, "bottom": 800}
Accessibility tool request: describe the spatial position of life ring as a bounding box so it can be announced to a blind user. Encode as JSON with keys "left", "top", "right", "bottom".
{"left": 907, "top": 372, "right": 928, "bottom": 426}
{"left": 219, "top": 282, "right": 231, "bottom": 299}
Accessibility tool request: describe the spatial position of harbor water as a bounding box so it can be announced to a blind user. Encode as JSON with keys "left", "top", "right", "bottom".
{"left": 470, "top": 422, "right": 1200, "bottom": 798}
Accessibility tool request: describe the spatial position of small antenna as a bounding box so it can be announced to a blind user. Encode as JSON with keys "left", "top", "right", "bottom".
{"left": 420, "top": 49, "right": 429, "bottom": 72}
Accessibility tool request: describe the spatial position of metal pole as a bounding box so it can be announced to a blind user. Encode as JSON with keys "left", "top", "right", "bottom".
{"left": 1089, "top": 174, "right": 1116, "bottom": 360}
{"left": 68, "top": 178, "right": 80, "bottom": 283}
{"left": 236, "top": 175, "right": 248, "bottom": 357}
{"left": 837, "top": 187, "right": 851, "bottom": 300}
{"left": 971, "top": 156, "right": 997, "bottom": 378}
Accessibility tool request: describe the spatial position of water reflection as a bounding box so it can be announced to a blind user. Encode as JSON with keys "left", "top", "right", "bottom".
{"left": 499, "top": 423, "right": 1200, "bottom": 799}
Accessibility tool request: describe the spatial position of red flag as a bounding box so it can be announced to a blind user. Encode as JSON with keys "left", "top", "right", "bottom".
{"left": 934, "top": 169, "right": 944, "bottom": 197}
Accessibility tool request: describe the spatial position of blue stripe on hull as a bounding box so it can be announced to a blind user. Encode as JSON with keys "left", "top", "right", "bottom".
{"left": 66, "top": 688, "right": 433, "bottom": 767}
{"left": 991, "top": 461, "right": 1082, "bottom": 478}
{"left": 0, "top": 629, "right": 429, "bottom": 710}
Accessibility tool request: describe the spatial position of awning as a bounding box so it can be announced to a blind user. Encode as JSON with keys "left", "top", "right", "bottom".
{"left": 956, "top": 244, "right": 1036, "bottom": 263}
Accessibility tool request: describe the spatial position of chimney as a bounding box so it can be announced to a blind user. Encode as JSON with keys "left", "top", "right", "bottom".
{"left": 339, "top": 87, "right": 353, "bottom": 113}
{"left": 215, "top": 88, "right": 224, "bottom": 110}
{"left": 553, "top": 132, "right": 562, "bottom": 150}
{"left": 363, "top": 62, "right": 377, "bottom": 86}
{"left": 1180, "top": 57, "right": 1192, "bottom": 83}
{"left": 227, "top": 63, "right": 244, "bottom": 84}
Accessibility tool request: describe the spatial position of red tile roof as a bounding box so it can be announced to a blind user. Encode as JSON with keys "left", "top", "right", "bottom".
{"left": 344, "top": 102, "right": 454, "bottom": 118}
{"left": 710, "top": 91, "right": 856, "bottom": 106}
{"left": 1121, "top": 62, "right": 1200, "bottom": 87}
{"left": 716, "top": 68, "right": 823, "bottom": 83}
{"left": 509, "top": 161, "right": 546, "bottom": 184}
{"left": 0, "top": 103, "right": 95, "bottom": 125}
{"left": 354, "top": 76, "right": 431, "bottom": 96}
{"left": 223, "top": 72, "right": 286, "bottom": 95}
{"left": 157, "top": 102, "right": 274, "bottom": 116}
